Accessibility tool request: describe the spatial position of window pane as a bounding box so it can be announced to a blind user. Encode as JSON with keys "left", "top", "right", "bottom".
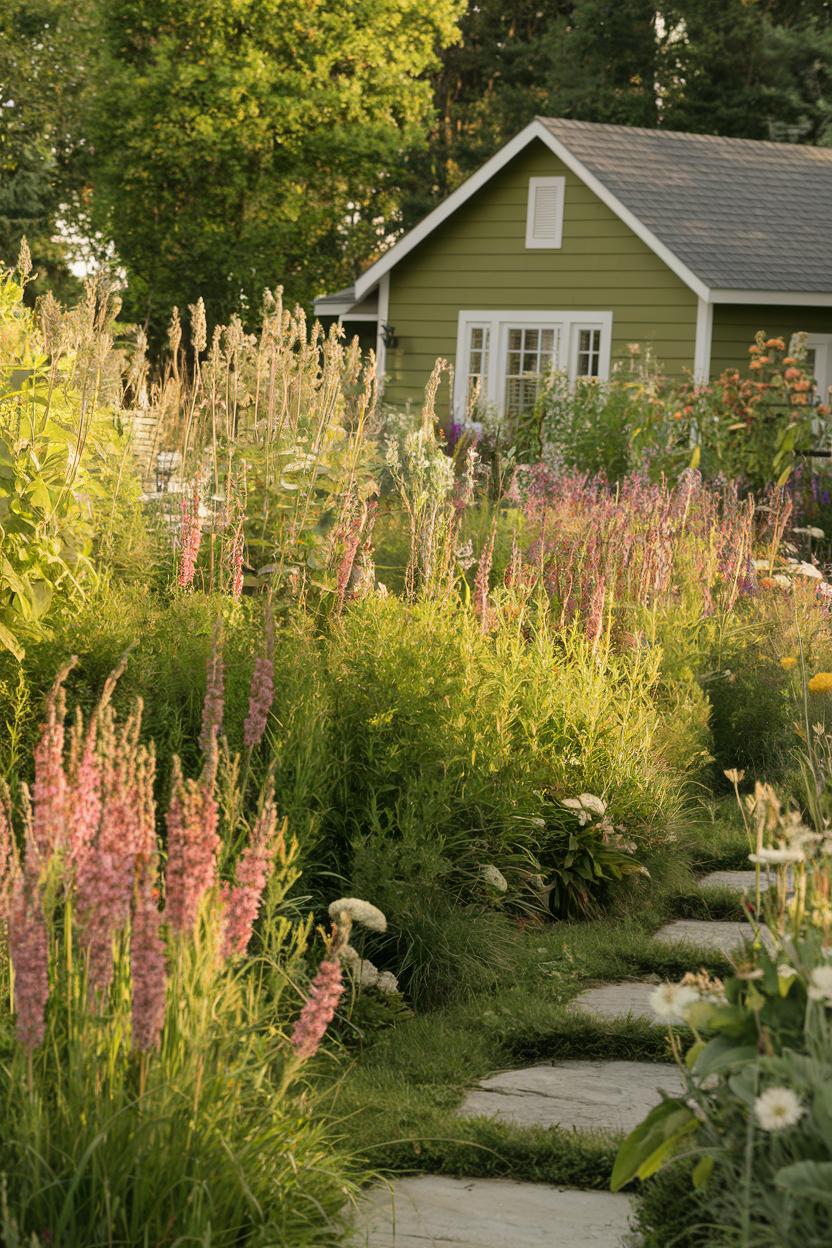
{"left": 523, "top": 352, "right": 538, "bottom": 373}
{"left": 524, "top": 329, "right": 539, "bottom": 351}
{"left": 470, "top": 327, "right": 483, "bottom": 350}
{"left": 541, "top": 329, "right": 554, "bottom": 354}
{"left": 508, "top": 328, "right": 522, "bottom": 351}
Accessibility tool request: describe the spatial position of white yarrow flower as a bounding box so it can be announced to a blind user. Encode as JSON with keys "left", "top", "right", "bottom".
{"left": 754, "top": 1086, "right": 804, "bottom": 1131}
{"left": 649, "top": 982, "right": 700, "bottom": 1023}
{"left": 328, "top": 897, "right": 388, "bottom": 932}
{"left": 808, "top": 965, "right": 832, "bottom": 1005}
{"left": 359, "top": 960, "right": 380, "bottom": 989}
{"left": 578, "top": 793, "right": 607, "bottom": 818}
{"left": 375, "top": 970, "right": 400, "bottom": 995}
{"left": 748, "top": 847, "right": 805, "bottom": 865}
{"left": 480, "top": 863, "right": 508, "bottom": 893}
{"left": 796, "top": 561, "right": 823, "bottom": 579}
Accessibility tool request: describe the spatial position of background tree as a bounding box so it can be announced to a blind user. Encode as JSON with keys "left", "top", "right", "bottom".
{"left": 0, "top": 0, "right": 88, "bottom": 300}
{"left": 402, "top": 0, "right": 832, "bottom": 230}
{"left": 83, "top": 0, "right": 463, "bottom": 340}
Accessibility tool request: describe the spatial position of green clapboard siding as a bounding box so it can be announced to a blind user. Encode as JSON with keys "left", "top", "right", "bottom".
{"left": 383, "top": 138, "right": 699, "bottom": 411}
{"left": 711, "top": 305, "right": 832, "bottom": 376}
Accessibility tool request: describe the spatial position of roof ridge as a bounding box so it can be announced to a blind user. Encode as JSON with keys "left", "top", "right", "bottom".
{"left": 536, "top": 115, "right": 832, "bottom": 158}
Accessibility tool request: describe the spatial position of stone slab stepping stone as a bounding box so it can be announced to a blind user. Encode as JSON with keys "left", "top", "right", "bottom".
{"left": 351, "top": 1175, "right": 637, "bottom": 1247}
{"left": 572, "top": 981, "right": 681, "bottom": 1026}
{"left": 699, "top": 870, "right": 763, "bottom": 892}
{"left": 458, "top": 1060, "right": 683, "bottom": 1135}
{"left": 654, "top": 919, "right": 772, "bottom": 956}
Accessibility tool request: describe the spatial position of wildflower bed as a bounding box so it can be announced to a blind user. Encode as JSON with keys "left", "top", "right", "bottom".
{"left": 2, "top": 257, "right": 832, "bottom": 1245}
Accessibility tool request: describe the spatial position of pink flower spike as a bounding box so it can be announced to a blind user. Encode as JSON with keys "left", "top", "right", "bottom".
{"left": 131, "top": 864, "right": 167, "bottom": 1052}
{"left": 178, "top": 474, "right": 203, "bottom": 589}
{"left": 220, "top": 798, "right": 278, "bottom": 958}
{"left": 0, "top": 790, "right": 15, "bottom": 924}
{"left": 8, "top": 874, "right": 49, "bottom": 1050}
{"left": 243, "top": 611, "right": 275, "bottom": 751}
{"left": 290, "top": 956, "right": 344, "bottom": 1061}
{"left": 31, "top": 658, "right": 76, "bottom": 863}
{"left": 164, "top": 748, "right": 220, "bottom": 935}
{"left": 199, "top": 622, "right": 225, "bottom": 753}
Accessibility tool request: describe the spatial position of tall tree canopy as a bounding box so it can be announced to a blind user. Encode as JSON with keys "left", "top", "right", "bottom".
{"left": 0, "top": 0, "right": 87, "bottom": 299}
{"left": 84, "top": 0, "right": 463, "bottom": 336}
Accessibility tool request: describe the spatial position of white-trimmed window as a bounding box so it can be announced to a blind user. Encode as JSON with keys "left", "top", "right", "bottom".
{"left": 525, "top": 177, "right": 565, "bottom": 249}
{"left": 801, "top": 333, "right": 832, "bottom": 404}
{"left": 464, "top": 324, "right": 491, "bottom": 411}
{"left": 454, "top": 311, "right": 613, "bottom": 421}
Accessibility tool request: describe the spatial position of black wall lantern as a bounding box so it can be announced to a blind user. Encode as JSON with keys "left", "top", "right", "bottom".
{"left": 381, "top": 322, "right": 399, "bottom": 349}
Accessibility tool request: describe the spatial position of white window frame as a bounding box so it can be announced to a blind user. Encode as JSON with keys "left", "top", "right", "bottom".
{"left": 525, "top": 176, "right": 565, "bottom": 249}
{"left": 453, "top": 310, "right": 613, "bottom": 420}
{"left": 802, "top": 333, "right": 832, "bottom": 404}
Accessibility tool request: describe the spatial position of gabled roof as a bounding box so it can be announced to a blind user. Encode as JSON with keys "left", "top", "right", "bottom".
{"left": 352, "top": 117, "right": 832, "bottom": 305}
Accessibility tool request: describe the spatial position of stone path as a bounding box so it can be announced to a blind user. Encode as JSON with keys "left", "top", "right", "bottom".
{"left": 459, "top": 1060, "right": 684, "bottom": 1134}
{"left": 699, "top": 869, "right": 763, "bottom": 892}
{"left": 572, "top": 981, "right": 665, "bottom": 1024}
{"left": 654, "top": 918, "right": 772, "bottom": 955}
{"left": 352, "top": 1176, "right": 636, "bottom": 1247}
{"left": 350, "top": 871, "right": 767, "bottom": 1246}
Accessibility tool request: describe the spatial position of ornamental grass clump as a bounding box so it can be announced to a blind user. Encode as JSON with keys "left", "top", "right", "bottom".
{"left": 0, "top": 663, "right": 360, "bottom": 1245}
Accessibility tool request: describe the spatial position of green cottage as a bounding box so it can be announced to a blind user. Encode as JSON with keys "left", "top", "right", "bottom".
{"left": 315, "top": 117, "right": 832, "bottom": 418}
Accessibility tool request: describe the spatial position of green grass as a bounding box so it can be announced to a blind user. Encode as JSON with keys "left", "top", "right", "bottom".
{"left": 328, "top": 804, "right": 749, "bottom": 1192}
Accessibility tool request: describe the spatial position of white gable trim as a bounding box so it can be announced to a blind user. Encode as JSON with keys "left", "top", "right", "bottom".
{"left": 711, "top": 289, "right": 832, "bottom": 307}
{"left": 354, "top": 119, "right": 711, "bottom": 303}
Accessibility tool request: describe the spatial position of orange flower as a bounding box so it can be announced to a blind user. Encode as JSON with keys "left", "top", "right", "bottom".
{"left": 779, "top": 656, "right": 798, "bottom": 671}
{"left": 808, "top": 672, "right": 832, "bottom": 695}
{"left": 749, "top": 360, "right": 763, "bottom": 370}
{"left": 673, "top": 410, "right": 683, "bottom": 420}
{"left": 765, "top": 338, "right": 785, "bottom": 350}
{"left": 782, "top": 357, "right": 796, "bottom": 365}
{"left": 749, "top": 345, "right": 761, "bottom": 354}
{"left": 760, "top": 577, "right": 777, "bottom": 589}
{"left": 784, "top": 367, "right": 802, "bottom": 381}
{"left": 757, "top": 355, "right": 770, "bottom": 365}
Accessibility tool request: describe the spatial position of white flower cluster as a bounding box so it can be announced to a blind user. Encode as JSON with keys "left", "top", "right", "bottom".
{"left": 339, "top": 944, "right": 399, "bottom": 995}
{"left": 561, "top": 793, "right": 606, "bottom": 826}
{"left": 328, "top": 897, "right": 388, "bottom": 932}
{"left": 480, "top": 863, "right": 508, "bottom": 893}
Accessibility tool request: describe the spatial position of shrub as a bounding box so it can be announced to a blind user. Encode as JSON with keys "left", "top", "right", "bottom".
{"left": 322, "top": 594, "right": 693, "bottom": 1001}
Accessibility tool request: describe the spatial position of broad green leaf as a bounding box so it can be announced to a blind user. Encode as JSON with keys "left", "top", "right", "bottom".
{"left": 775, "top": 1161, "right": 832, "bottom": 1205}
{"left": 692, "top": 1155, "right": 714, "bottom": 1190}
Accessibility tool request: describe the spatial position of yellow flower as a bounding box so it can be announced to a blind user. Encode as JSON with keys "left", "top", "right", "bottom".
{"left": 808, "top": 672, "right": 832, "bottom": 694}
{"left": 780, "top": 656, "right": 798, "bottom": 671}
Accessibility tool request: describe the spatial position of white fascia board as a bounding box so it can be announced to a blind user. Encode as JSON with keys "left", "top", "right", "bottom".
{"left": 355, "top": 118, "right": 711, "bottom": 303}
{"left": 711, "top": 289, "right": 832, "bottom": 307}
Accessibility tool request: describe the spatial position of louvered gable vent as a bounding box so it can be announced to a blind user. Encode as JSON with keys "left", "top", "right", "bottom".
{"left": 525, "top": 177, "right": 564, "bottom": 248}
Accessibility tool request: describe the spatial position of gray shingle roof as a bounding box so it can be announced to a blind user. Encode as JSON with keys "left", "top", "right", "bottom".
{"left": 538, "top": 117, "right": 832, "bottom": 292}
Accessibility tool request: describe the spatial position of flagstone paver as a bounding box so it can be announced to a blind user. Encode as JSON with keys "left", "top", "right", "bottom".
{"left": 351, "top": 1175, "right": 637, "bottom": 1247}
{"left": 458, "top": 1059, "right": 684, "bottom": 1134}
{"left": 698, "top": 870, "right": 767, "bottom": 892}
{"left": 571, "top": 981, "right": 673, "bottom": 1025}
{"left": 654, "top": 919, "right": 772, "bottom": 956}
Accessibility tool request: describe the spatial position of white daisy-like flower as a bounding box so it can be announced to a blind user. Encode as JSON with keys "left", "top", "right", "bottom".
{"left": 480, "top": 863, "right": 508, "bottom": 893}
{"left": 328, "top": 897, "right": 388, "bottom": 932}
{"left": 808, "top": 965, "right": 832, "bottom": 1004}
{"left": 754, "top": 1086, "right": 804, "bottom": 1131}
{"left": 578, "top": 793, "right": 607, "bottom": 818}
{"left": 748, "top": 847, "right": 805, "bottom": 865}
{"left": 375, "top": 970, "right": 399, "bottom": 995}
{"left": 772, "top": 574, "right": 792, "bottom": 589}
{"left": 795, "top": 561, "right": 823, "bottom": 580}
{"left": 649, "top": 982, "right": 700, "bottom": 1023}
